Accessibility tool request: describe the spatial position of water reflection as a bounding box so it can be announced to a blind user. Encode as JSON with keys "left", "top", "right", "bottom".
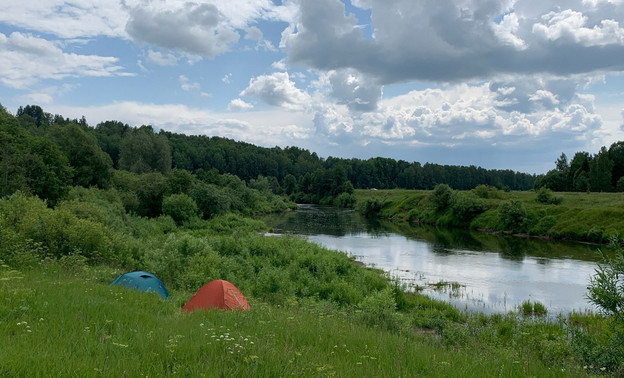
{"left": 258, "top": 204, "right": 602, "bottom": 315}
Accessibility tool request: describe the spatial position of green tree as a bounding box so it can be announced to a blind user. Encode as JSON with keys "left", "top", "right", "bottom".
{"left": 0, "top": 107, "right": 70, "bottom": 205}
{"left": 48, "top": 123, "right": 112, "bottom": 188}
{"left": 569, "top": 152, "right": 591, "bottom": 192}
{"left": 134, "top": 172, "right": 168, "bottom": 217}
{"left": 498, "top": 200, "right": 527, "bottom": 232}
{"left": 166, "top": 169, "right": 195, "bottom": 194}
{"left": 432, "top": 183, "right": 453, "bottom": 211}
{"left": 589, "top": 146, "right": 614, "bottom": 192}
{"left": 191, "top": 182, "right": 231, "bottom": 219}
{"left": 162, "top": 193, "right": 199, "bottom": 225}
{"left": 118, "top": 127, "right": 171, "bottom": 174}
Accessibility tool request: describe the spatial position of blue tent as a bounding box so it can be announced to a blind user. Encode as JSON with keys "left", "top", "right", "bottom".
{"left": 110, "top": 271, "right": 169, "bottom": 299}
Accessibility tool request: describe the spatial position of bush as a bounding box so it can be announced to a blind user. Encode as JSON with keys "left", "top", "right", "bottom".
{"left": 357, "top": 288, "right": 403, "bottom": 331}
{"left": 357, "top": 198, "right": 385, "bottom": 217}
{"left": 451, "top": 192, "right": 486, "bottom": 221}
{"left": 432, "top": 184, "right": 453, "bottom": 211}
{"left": 587, "top": 237, "right": 624, "bottom": 320}
{"left": 332, "top": 192, "right": 356, "bottom": 208}
{"left": 498, "top": 200, "right": 527, "bottom": 232}
{"left": 162, "top": 193, "right": 199, "bottom": 225}
{"left": 472, "top": 184, "right": 504, "bottom": 199}
{"left": 535, "top": 187, "right": 562, "bottom": 205}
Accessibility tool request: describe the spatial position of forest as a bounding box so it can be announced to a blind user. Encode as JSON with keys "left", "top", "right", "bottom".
{"left": 3, "top": 104, "right": 540, "bottom": 212}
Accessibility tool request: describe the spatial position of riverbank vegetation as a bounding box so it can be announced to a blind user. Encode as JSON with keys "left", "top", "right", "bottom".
{"left": 355, "top": 186, "right": 624, "bottom": 244}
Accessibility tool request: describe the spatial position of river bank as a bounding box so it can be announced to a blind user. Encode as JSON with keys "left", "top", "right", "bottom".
{"left": 354, "top": 188, "right": 624, "bottom": 244}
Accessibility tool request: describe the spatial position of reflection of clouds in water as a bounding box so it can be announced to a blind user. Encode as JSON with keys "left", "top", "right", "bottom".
{"left": 306, "top": 232, "right": 596, "bottom": 315}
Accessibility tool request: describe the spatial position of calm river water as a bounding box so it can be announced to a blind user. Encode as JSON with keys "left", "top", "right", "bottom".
{"left": 259, "top": 204, "right": 602, "bottom": 316}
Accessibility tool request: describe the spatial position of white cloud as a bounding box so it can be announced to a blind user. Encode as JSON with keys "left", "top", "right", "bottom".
{"left": 240, "top": 72, "right": 311, "bottom": 110}
{"left": 179, "top": 75, "right": 200, "bottom": 91}
{"left": 0, "top": 32, "right": 128, "bottom": 89}
{"left": 492, "top": 12, "right": 527, "bottom": 50}
{"left": 228, "top": 98, "right": 254, "bottom": 110}
{"left": 147, "top": 50, "right": 178, "bottom": 66}
{"left": 222, "top": 73, "right": 232, "bottom": 83}
{"left": 532, "top": 9, "right": 624, "bottom": 46}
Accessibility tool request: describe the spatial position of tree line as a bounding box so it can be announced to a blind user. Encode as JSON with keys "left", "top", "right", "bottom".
{"left": 535, "top": 143, "right": 624, "bottom": 192}
{"left": 3, "top": 104, "right": 539, "bottom": 213}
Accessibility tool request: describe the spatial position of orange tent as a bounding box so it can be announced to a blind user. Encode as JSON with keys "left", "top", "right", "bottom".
{"left": 182, "top": 279, "right": 250, "bottom": 312}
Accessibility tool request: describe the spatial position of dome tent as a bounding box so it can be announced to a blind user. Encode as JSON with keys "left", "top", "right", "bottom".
{"left": 110, "top": 271, "right": 169, "bottom": 299}
{"left": 182, "top": 279, "right": 250, "bottom": 312}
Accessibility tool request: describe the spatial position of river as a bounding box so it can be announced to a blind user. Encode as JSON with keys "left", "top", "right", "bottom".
{"left": 258, "top": 204, "right": 603, "bottom": 316}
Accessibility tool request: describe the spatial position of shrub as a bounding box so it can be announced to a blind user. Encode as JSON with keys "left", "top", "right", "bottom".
{"left": 498, "top": 200, "right": 527, "bottom": 232}
{"left": 450, "top": 192, "right": 486, "bottom": 221}
{"left": 617, "top": 176, "right": 624, "bottom": 192}
{"left": 472, "top": 184, "right": 504, "bottom": 199}
{"left": 357, "top": 288, "right": 403, "bottom": 331}
{"left": 587, "top": 237, "right": 624, "bottom": 320}
{"left": 432, "top": 184, "right": 453, "bottom": 211}
{"left": 333, "top": 192, "right": 356, "bottom": 208}
{"left": 162, "top": 193, "right": 199, "bottom": 225}
{"left": 357, "top": 198, "right": 385, "bottom": 217}
{"left": 535, "top": 187, "right": 562, "bottom": 205}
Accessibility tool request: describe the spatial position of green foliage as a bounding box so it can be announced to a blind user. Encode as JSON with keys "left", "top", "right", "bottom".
{"left": 617, "top": 176, "right": 624, "bottom": 192}
{"left": 357, "top": 198, "right": 386, "bottom": 217}
{"left": 191, "top": 182, "right": 231, "bottom": 218}
{"left": 535, "top": 187, "right": 562, "bottom": 205}
{"left": 357, "top": 289, "right": 402, "bottom": 331}
{"left": 0, "top": 111, "right": 71, "bottom": 205}
{"left": 332, "top": 192, "right": 356, "bottom": 208}
{"left": 162, "top": 193, "right": 199, "bottom": 225}
{"left": 431, "top": 184, "right": 452, "bottom": 211}
{"left": 118, "top": 127, "right": 171, "bottom": 174}
{"left": 47, "top": 123, "right": 113, "bottom": 188}
{"left": 498, "top": 200, "right": 527, "bottom": 232}
{"left": 450, "top": 192, "right": 486, "bottom": 222}
{"left": 587, "top": 237, "right": 624, "bottom": 320}
{"left": 472, "top": 184, "right": 504, "bottom": 199}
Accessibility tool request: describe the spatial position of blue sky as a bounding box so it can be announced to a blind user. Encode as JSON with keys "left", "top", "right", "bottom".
{"left": 2, "top": 0, "right": 624, "bottom": 174}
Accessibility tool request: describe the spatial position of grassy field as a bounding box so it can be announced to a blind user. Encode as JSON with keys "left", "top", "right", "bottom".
{"left": 0, "top": 262, "right": 592, "bottom": 377}
{"left": 354, "top": 188, "right": 624, "bottom": 243}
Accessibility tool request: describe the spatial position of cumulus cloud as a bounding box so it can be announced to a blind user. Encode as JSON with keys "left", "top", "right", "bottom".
{"left": 147, "top": 50, "right": 178, "bottom": 66}
{"left": 0, "top": 32, "right": 128, "bottom": 89}
{"left": 240, "top": 72, "right": 311, "bottom": 110}
{"left": 126, "top": 3, "right": 239, "bottom": 58}
{"left": 326, "top": 69, "right": 382, "bottom": 112}
{"left": 285, "top": 0, "right": 624, "bottom": 83}
{"left": 228, "top": 98, "right": 254, "bottom": 111}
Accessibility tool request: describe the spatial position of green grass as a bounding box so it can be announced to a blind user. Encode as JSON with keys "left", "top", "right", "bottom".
{"left": 0, "top": 263, "right": 588, "bottom": 377}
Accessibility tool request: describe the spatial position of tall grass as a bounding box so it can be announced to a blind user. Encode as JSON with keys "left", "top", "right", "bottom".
{"left": 0, "top": 263, "right": 585, "bottom": 377}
